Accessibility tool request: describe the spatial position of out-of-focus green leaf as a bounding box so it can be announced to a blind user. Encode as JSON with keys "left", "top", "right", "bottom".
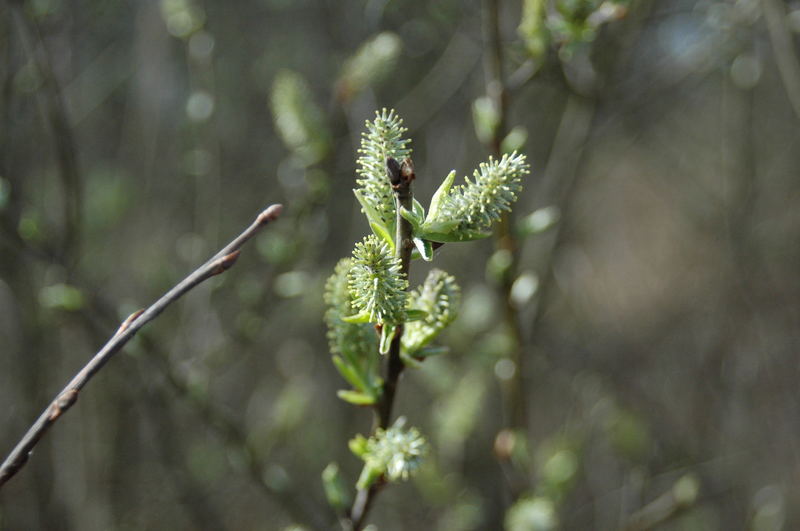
{"left": 271, "top": 69, "right": 331, "bottom": 165}
{"left": 160, "top": 0, "right": 205, "bottom": 39}
{"left": 472, "top": 96, "right": 500, "bottom": 145}
{"left": 517, "top": 206, "right": 560, "bottom": 237}
{"left": 271, "top": 378, "right": 311, "bottom": 432}
{"left": 519, "top": 0, "right": 548, "bottom": 60}
{"left": 39, "top": 283, "right": 85, "bottom": 311}
{"left": 502, "top": 126, "right": 529, "bottom": 154}
{"left": 337, "top": 389, "right": 376, "bottom": 405}
{"left": 434, "top": 371, "right": 485, "bottom": 459}
{"left": 337, "top": 32, "right": 402, "bottom": 102}
{"left": 505, "top": 496, "right": 558, "bottom": 531}
{"left": 605, "top": 408, "right": 650, "bottom": 462}
{"left": 322, "top": 463, "right": 351, "bottom": 513}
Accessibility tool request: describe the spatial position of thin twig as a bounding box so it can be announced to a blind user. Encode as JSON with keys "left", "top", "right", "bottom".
{"left": 0, "top": 204, "right": 283, "bottom": 488}
{"left": 348, "top": 158, "right": 415, "bottom": 530}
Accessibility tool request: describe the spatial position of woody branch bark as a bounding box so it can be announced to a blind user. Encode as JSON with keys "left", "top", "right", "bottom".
{"left": 0, "top": 204, "right": 283, "bottom": 488}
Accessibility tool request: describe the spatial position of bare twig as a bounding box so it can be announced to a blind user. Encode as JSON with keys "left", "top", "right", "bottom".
{"left": 348, "top": 158, "right": 415, "bottom": 530}
{"left": 0, "top": 204, "right": 283, "bottom": 488}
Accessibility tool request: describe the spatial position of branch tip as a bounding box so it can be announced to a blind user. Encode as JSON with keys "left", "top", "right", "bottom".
{"left": 258, "top": 204, "right": 283, "bottom": 224}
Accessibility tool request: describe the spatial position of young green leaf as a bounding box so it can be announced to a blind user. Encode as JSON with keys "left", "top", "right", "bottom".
{"left": 412, "top": 237, "right": 434, "bottom": 261}
{"left": 332, "top": 355, "right": 371, "bottom": 393}
{"left": 426, "top": 170, "right": 456, "bottom": 224}
{"left": 337, "top": 390, "right": 377, "bottom": 406}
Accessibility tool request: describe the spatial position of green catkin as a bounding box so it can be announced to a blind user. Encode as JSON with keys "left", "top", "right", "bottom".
{"left": 403, "top": 269, "right": 461, "bottom": 354}
{"left": 348, "top": 235, "right": 408, "bottom": 325}
{"left": 356, "top": 109, "right": 412, "bottom": 229}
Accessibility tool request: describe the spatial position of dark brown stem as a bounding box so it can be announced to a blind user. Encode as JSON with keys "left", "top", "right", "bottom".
{"left": 349, "top": 159, "right": 414, "bottom": 530}
{"left": 378, "top": 157, "right": 414, "bottom": 429}
{"left": 0, "top": 204, "right": 283, "bottom": 488}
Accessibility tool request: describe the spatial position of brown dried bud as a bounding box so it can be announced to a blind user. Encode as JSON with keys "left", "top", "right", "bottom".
{"left": 400, "top": 158, "right": 415, "bottom": 182}
{"left": 386, "top": 157, "right": 403, "bottom": 187}
{"left": 258, "top": 204, "right": 283, "bottom": 225}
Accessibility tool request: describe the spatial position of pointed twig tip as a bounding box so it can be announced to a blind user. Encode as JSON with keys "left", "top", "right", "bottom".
{"left": 259, "top": 204, "right": 283, "bottom": 224}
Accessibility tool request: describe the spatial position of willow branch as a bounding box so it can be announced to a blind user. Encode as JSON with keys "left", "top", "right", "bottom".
{"left": 378, "top": 157, "right": 414, "bottom": 429}
{"left": 349, "top": 158, "right": 415, "bottom": 530}
{"left": 0, "top": 204, "right": 283, "bottom": 488}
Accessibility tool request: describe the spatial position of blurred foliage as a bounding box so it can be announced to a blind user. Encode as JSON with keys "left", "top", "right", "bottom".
{"left": 2, "top": 0, "right": 800, "bottom": 529}
{"left": 271, "top": 70, "right": 330, "bottom": 166}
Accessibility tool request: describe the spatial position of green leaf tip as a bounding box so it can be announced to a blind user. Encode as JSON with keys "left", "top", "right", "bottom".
{"left": 349, "top": 235, "right": 408, "bottom": 326}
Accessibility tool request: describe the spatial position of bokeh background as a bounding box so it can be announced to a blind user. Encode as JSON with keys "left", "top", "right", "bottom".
{"left": 2, "top": 0, "right": 800, "bottom": 529}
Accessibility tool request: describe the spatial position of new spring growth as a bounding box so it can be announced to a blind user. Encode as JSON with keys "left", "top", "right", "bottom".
{"left": 355, "top": 109, "right": 411, "bottom": 246}
{"left": 350, "top": 417, "right": 428, "bottom": 490}
{"left": 348, "top": 235, "right": 408, "bottom": 328}
{"left": 403, "top": 269, "right": 460, "bottom": 358}
{"left": 420, "top": 151, "right": 529, "bottom": 242}
{"left": 322, "top": 109, "right": 529, "bottom": 521}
